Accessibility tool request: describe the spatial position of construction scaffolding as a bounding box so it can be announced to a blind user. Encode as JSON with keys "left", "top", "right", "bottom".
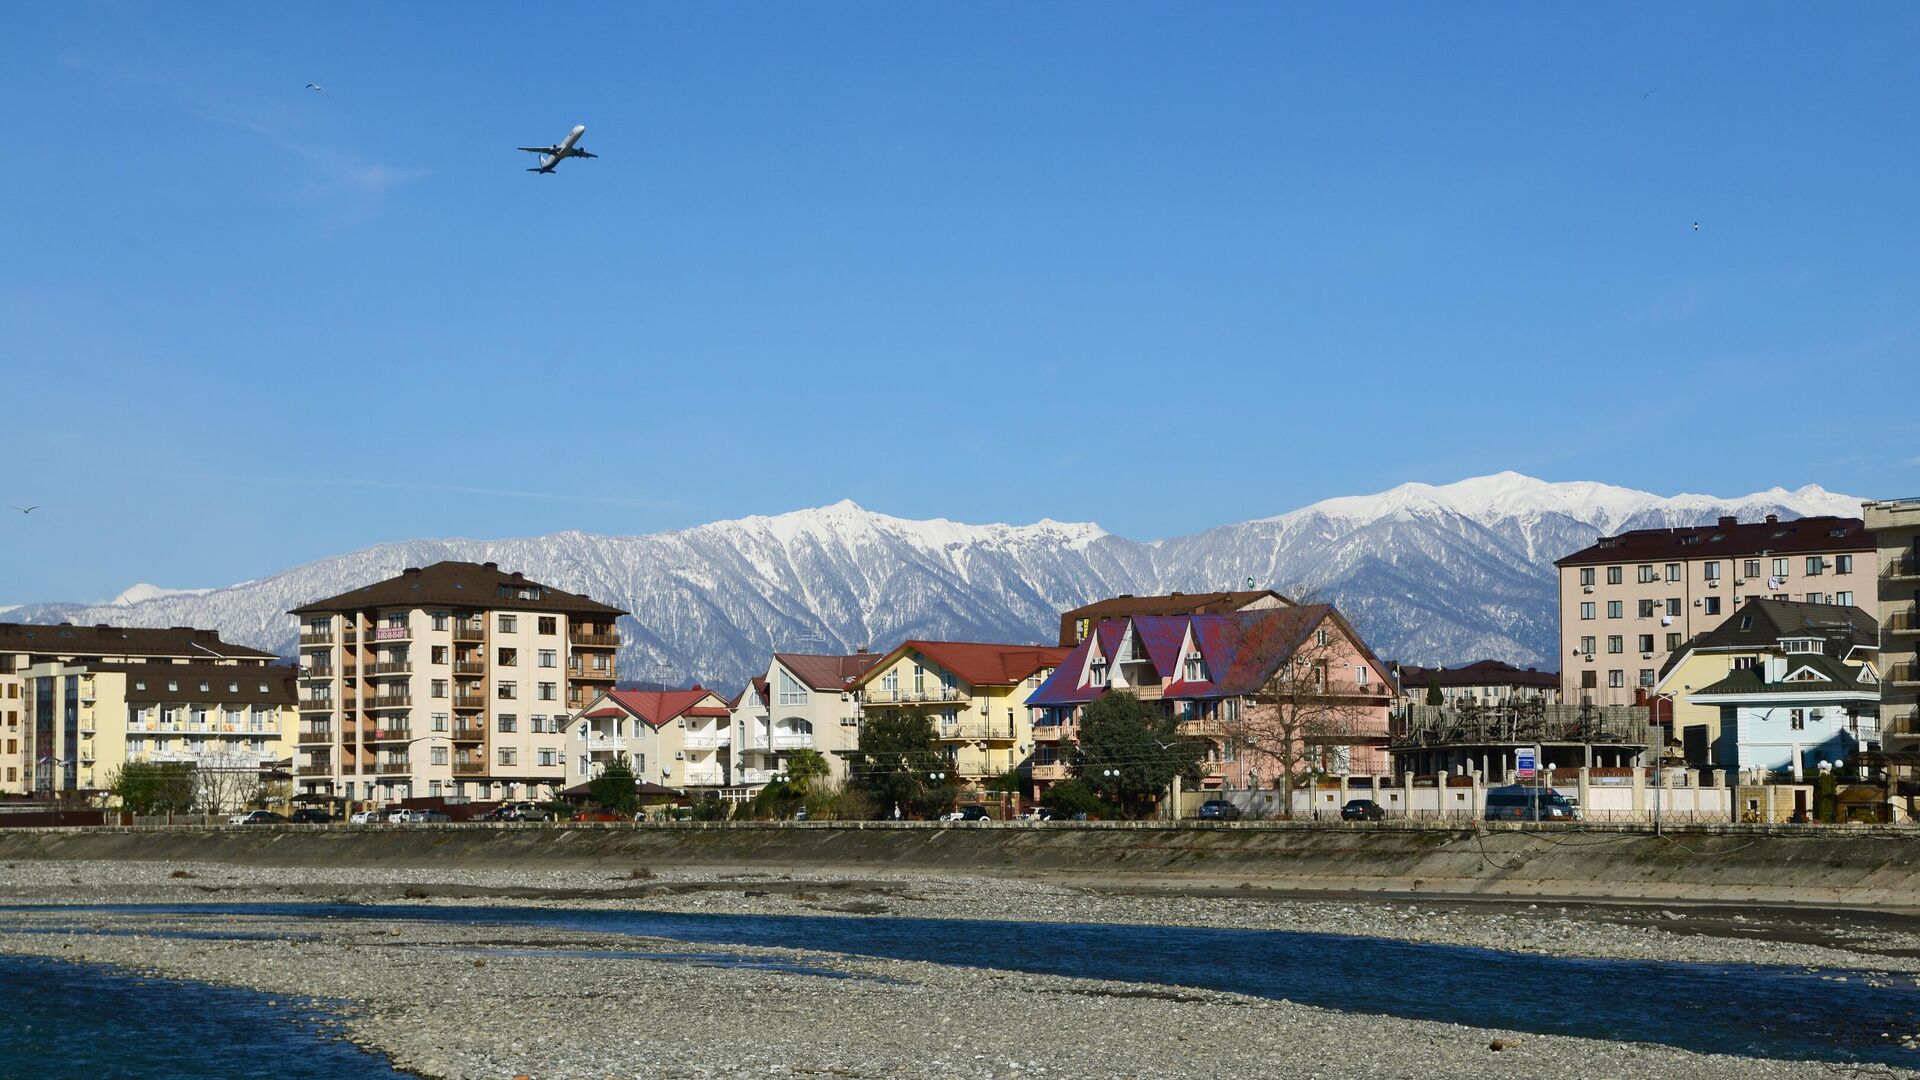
{"left": 1389, "top": 700, "right": 1657, "bottom": 780}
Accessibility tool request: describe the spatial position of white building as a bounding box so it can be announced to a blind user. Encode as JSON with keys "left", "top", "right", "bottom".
{"left": 730, "top": 651, "right": 880, "bottom": 792}
{"left": 571, "top": 687, "right": 734, "bottom": 793}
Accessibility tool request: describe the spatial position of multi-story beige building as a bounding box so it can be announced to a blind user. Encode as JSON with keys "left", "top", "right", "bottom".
{"left": 730, "top": 650, "right": 882, "bottom": 792}
{"left": 851, "top": 641, "right": 1068, "bottom": 794}
{"left": 1864, "top": 498, "right": 1920, "bottom": 820}
{"left": 0, "top": 623, "right": 281, "bottom": 798}
{"left": 289, "top": 561, "right": 624, "bottom": 809}
{"left": 1555, "top": 514, "right": 1875, "bottom": 706}
{"left": 571, "top": 686, "right": 734, "bottom": 793}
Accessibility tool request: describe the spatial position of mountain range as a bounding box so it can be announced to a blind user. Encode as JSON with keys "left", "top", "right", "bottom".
{"left": 5, "top": 472, "right": 1864, "bottom": 691}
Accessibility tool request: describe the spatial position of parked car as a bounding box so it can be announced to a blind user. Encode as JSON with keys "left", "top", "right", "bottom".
{"left": 289, "top": 808, "right": 333, "bottom": 824}
{"left": 1484, "top": 785, "right": 1580, "bottom": 822}
{"left": 497, "top": 801, "right": 554, "bottom": 822}
{"left": 1341, "top": 799, "right": 1387, "bottom": 821}
{"left": 943, "top": 804, "right": 992, "bottom": 822}
{"left": 409, "top": 808, "right": 451, "bottom": 823}
{"left": 571, "top": 806, "right": 629, "bottom": 823}
{"left": 348, "top": 809, "right": 380, "bottom": 825}
{"left": 233, "top": 810, "right": 287, "bottom": 825}
{"left": 383, "top": 808, "right": 417, "bottom": 824}
{"left": 1195, "top": 799, "right": 1242, "bottom": 821}
{"left": 1023, "top": 807, "right": 1060, "bottom": 821}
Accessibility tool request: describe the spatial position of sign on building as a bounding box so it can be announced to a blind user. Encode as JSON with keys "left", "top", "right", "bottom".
{"left": 1516, "top": 747, "right": 1537, "bottom": 780}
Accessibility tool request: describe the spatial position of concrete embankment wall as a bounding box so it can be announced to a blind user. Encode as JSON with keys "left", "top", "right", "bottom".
{"left": 2, "top": 823, "right": 1917, "bottom": 905}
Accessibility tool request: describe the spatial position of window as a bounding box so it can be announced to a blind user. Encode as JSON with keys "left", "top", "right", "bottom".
{"left": 1315, "top": 628, "right": 1331, "bottom": 647}
{"left": 1789, "top": 709, "right": 1806, "bottom": 731}
{"left": 538, "top": 649, "right": 556, "bottom": 668}
{"left": 1743, "top": 559, "right": 1761, "bottom": 579}
{"left": 431, "top": 679, "right": 448, "bottom": 698}
{"left": 1638, "top": 669, "right": 1655, "bottom": 688}
{"left": 1704, "top": 561, "right": 1721, "bottom": 582}
{"left": 538, "top": 748, "right": 558, "bottom": 767}
{"left": 1836, "top": 591, "right": 1853, "bottom": 607}
{"left": 1666, "top": 598, "right": 1681, "bottom": 617}
{"left": 431, "top": 645, "right": 448, "bottom": 665}
{"left": 881, "top": 669, "right": 898, "bottom": 692}
{"left": 497, "top": 681, "right": 516, "bottom": 700}
{"left": 1607, "top": 566, "right": 1623, "bottom": 585}
{"left": 1665, "top": 563, "right": 1681, "bottom": 582}
{"left": 1703, "top": 596, "right": 1721, "bottom": 616}
{"left": 1580, "top": 602, "right": 1595, "bottom": 620}
{"left": 497, "top": 647, "right": 517, "bottom": 666}
{"left": 1580, "top": 671, "right": 1597, "bottom": 689}
{"left": 1637, "top": 635, "right": 1654, "bottom": 653}
{"left": 1638, "top": 565, "right": 1657, "bottom": 583}
{"left": 1772, "top": 558, "right": 1790, "bottom": 579}
{"left": 1666, "top": 633, "right": 1682, "bottom": 651}
{"left": 432, "top": 612, "right": 448, "bottom": 631}
{"left": 1806, "top": 592, "right": 1826, "bottom": 604}
{"left": 1836, "top": 555, "right": 1854, "bottom": 574}
{"left": 498, "top": 615, "right": 517, "bottom": 634}
{"left": 430, "top": 746, "right": 448, "bottom": 765}
{"left": 1733, "top": 656, "right": 1758, "bottom": 670}
{"left": 497, "top": 714, "right": 518, "bottom": 733}
{"left": 1608, "top": 670, "right": 1624, "bottom": 688}
{"left": 497, "top": 747, "right": 517, "bottom": 766}
{"left": 1579, "top": 636, "right": 1595, "bottom": 654}
{"left": 1184, "top": 655, "right": 1209, "bottom": 681}
{"left": 1638, "top": 600, "right": 1658, "bottom": 618}
{"left": 1805, "top": 556, "right": 1824, "bottom": 576}
{"left": 537, "top": 682, "right": 556, "bottom": 701}
{"left": 1579, "top": 568, "right": 1595, "bottom": 587}
{"left": 1089, "top": 659, "right": 1109, "bottom": 688}
{"left": 778, "top": 671, "right": 809, "bottom": 706}
{"left": 1607, "top": 635, "right": 1624, "bottom": 654}
{"left": 431, "top": 713, "right": 448, "bottom": 732}
{"left": 1607, "top": 601, "right": 1623, "bottom": 619}
{"left": 538, "top": 617, "right": 556, "bottom": 635}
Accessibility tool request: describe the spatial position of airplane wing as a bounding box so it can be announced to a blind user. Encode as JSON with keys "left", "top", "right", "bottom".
{"left": 574, "top": 149, "right": 598, "bottom": 159}
{"left": 517, "top": 146, "right": 559, "bottom": 154}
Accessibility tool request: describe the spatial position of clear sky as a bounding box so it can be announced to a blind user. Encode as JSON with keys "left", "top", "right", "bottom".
{"left": 3, "top": 2, "right": 1915, "bottom": 603}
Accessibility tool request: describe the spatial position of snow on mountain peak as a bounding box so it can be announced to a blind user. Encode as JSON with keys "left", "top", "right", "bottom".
{"left": 107, "top": 583, "right": 214, "bottom": 607}
{"left": 715, "top": 500, "right": 1106, "bottom": 551}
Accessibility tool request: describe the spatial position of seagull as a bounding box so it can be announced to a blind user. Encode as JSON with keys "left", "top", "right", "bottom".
{"left": 1644, "top": 89, "right": 1654, "bottom": 98}
{"left": 305, "top": 83, "right": 326, "bottom": 93}
{"left": 1692, "top": 222, "right": 1700, "bottom": 231}
{"left": 12, "top": 505, "right": 37, "bottom": 514}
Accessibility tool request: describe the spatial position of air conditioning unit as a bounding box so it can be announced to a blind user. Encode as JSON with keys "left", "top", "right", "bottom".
{"left": 1693, "top": 599, "right": 1702, "bottom": 606}
{"left": 1582, "top": 586, "right": 1595, "bottom": 594}
{"left": 674, "top": 750, "right": 685, "bottom": 760}
{"left": 1584, "top": 653, "right": 1595, "bottom": 662}
{"left": 1734, "top": 578, "right": 1746, "bottom": 585}
{"left": 1642, "top": 652, "right": 1654, "bottom": 659}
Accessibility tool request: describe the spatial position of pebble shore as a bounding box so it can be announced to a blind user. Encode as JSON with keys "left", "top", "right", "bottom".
{"left": 1, "top": 860, "right": 1916, "bottom": 1079}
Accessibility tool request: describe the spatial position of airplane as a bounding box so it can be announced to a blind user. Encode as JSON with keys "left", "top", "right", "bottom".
{"left": 518, "top": 124, "right": 597, "bottom": 174}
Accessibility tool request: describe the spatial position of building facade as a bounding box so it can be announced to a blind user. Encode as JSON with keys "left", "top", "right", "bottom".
{"left": 851, "top": 641, "right": 1068, "bottom": 794}
{"left": 289, "top": 561, "right": 625, "bottom": 808}
{"left": 1555, "top": 514, "right": 1875, "bottom": 706}
{"left": 1864, "top": 498, "right": 1920, "bottom": 819}
{"left": 731, "top": 651, "right": 880, "bottom": 791}
{"left": 1058, "top": 589, "right": 1290, "bottom": 647}
{"left": 1028, "top": 605, "right": 1394, "bottom": 796}
{"left": 0, "top": 623, "right": 281, "bottom": 798}
{"left": 1690, "top": 653, "right": 1880, "bottom": 782}
{"left": 571, "top": 687, "right": 733, "bottom": 793}
{"left": 1387, "top": 659, "right": 1561, "bottom": 709}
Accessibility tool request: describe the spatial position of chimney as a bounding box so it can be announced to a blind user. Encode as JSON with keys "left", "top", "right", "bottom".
{"left": 1763, "top": 655, "right": 1787, "bottom": 683}
{"left": 95, "top": 623, "right": 112, "bottom": 630}
{"left": 482, "top": 561, "right": 499, "bottom": 571}
{"left": 512, "top": 571, "right": 524, "bottom": 579}
{"left": 1717, "top": 516, "right": 1737, "bottom": 528}
{"left": 403, "top": 567, "right": 421, "bottom": 575}
{"left": 1764, "top": 514, "right": 1778, "bottom": 525}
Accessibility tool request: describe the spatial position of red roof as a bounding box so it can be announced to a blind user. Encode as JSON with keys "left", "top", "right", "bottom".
{"left": 600, "top": 686, "right": 727, "bottom": 728}
{"left": 775, "top": 652, "right": 884, "bottom": 691}
{"left": 868, "top": 640, "right": 1071, "bottom": 687}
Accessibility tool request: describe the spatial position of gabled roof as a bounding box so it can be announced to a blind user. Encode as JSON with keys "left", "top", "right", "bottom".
{"left": 728, "top": 676, "right": 770, "bottom": 711}
{"left": 1692, "top": 654, "right": 1878, "bottom": 698}
{"left": 593, "top": 686, "right": 729, "bottom": 728}
{"left": 291, "top": 561, "right": 625, "bottom": 617}
{"left": 774, "top": 651, "right": 883, "bottom": 691}
{"left": 1554, "top": 515, "right": 1870, "bottom": 568}
{"left": 0, "top": 622, "right": 277, "bottom": 661}
{"left": 81, "top": 662, "right": 298, "bottom": 705}
{"left": 1658, "top": 599, "right": 1877, "bottom": 679}
{"left": 855, "top": 640, "right": 1070, "bottom": 689}
{"left": 1058, "top": 590, "right": 1291, "bottom": 645}
{"left": 1390, "top": 659, "right": 1560, "bottom": 691}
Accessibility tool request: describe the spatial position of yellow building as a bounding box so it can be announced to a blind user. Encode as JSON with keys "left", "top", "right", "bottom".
{"left": 852, "top": 640, "right": 1068, "bottom": 793}
{"left": 0, "top": 623, "right": 282, "bottom": 799}
{"left": 1654, "top": 598, "right": 1877, "bottom": 766}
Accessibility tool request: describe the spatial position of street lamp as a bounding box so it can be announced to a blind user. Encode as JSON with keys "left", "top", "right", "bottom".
{"left": 1646, "top": 689, "right": 1680, "bottom": 836}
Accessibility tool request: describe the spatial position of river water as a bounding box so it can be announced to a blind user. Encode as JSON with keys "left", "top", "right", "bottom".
{"left": 7, "top": 901, "right": 1919, "bottom": 1070}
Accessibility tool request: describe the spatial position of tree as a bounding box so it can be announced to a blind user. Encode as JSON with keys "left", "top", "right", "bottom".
{"left": 783, "top": 748, "right": 830, "bottom": 793}
{"left": 107, "top": 761, "right": 196, "bottom": 816}
{"left": 590, "top": 754, "right": 640, "bottom": 816}
{"left": 849, "top": 711, "right": 957, "bottom": 819}
{"left": 1040, "top": 778, "right": 1112, "bottom": 819}
{"left": 1225, "top": 611, "right": 1384, "bottom": 814}
{"left": 1070, "top": 691, "right": 1205, "bottom": 819}
{"left": 1425, "top": 680, "right": 1443, "bottom": 706}
{"left": 193, "top": 751, "right": 266, "bottom": 815}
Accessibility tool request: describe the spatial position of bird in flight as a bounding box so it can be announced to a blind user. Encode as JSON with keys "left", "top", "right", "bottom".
{"left": 1692, "top": 222, "right": 1700, "bottom": 231}
{"left": 306, "top": 83, "right": 326, "bottom": 94}
{"left": 12, "top": 505, "right": 38, "bottom": 514}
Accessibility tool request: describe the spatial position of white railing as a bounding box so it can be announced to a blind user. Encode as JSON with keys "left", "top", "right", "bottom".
{"left": 682, "top": 734, "right": 731, "bottom": 749}
{"left": 679, "top": 769, "right": 726, "bottom": 786}
{"left": 584, "top": 735, "right": 627, "bottom": 753}
{"left": 860, "top": 687, "right": 970, "bottom": 705}
{"left": 769, "top": 733, "right": 814, "bottom": 749}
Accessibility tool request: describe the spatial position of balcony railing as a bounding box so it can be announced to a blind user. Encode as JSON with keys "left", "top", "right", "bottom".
{"left": 1886, "top": 710, "right": 1920, "bottom": 739}
{"left": 1885, "top": 557, "right": 1920, "bottom": 582}
{"left": 369, "top": 661, "right": 412, "bottom": 675}
{"left": 1889, "top": 608, "right": 1919, "bottom": 635}
{"left": 1028, "top": 762, "right": 1068, "bottom": 781}
{"left": 296, "top": 764, "right": 332, "bottom": 777}
{"left": 1891, "top": 665, "right": 1920, "bottom": 687}
{"left": 377, "top": 761, "right": 413, "bottom": 775}
{"left": 371, "top": 725, "right": 412, "bottom": 741}
{"left": 570, "top": 630, "right": 620, "bottom": 647}
{"left": 453, "top": 761, "right": 486, "bottom": 776}
{"left": 452, "top": 724, "right": 487, "bottom": 741}
{"left": 370, "top": 626, "right": 412, "bottom": 642}
{"left": 452, "top": 694, "right": 487, "bottom": 710}
{"left": 297, "top": 729, "right": 334, "bottom": 744}
{"left": 935, "top": 722, "right": 1017, "bottom": 741}
{"left": 861, "top": 687, "right": 971, "bottom": 705}
{"left": 454, "top": 661, "right": 487, "bottom": 675}
{"left": 298, "top": 631, "right": 335, "bottom": 646}
{"left": 369, "top": 694, "right": 413, "bottom": 709}
{"left": 453, "top": 623, "right": 486, "bottom": 641}
{"left": 682, "top": 734, "right": 731, "bottom": 750}
{"left": 303, "top": 666, "right": 334, "bottom": 680}
{"left": 769, "top": 733, "right": 813, "bottom": 750}
{"left": 679, "top": 769, "right": 726, "bottom": 786}
{"left": 299, "top": 699, "right": 335, "bottom": 712}
{"left": 584, "top": 735, "right": 627, "bottom": 753}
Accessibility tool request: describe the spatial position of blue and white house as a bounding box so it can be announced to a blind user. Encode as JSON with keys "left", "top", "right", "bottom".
{"left": 1692, "top": 651, "right": 1880, "bottom": 781}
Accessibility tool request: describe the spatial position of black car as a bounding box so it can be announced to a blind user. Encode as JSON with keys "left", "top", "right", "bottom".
{"left": 1195, "top": 799, "right": 1241, "bottom": 821}
{"left": 948, "top": 804, "right": 992, "bottom": 821}
{"left": 289, "top": 808, "right": 333, "bottom": 824}
{"left": 1341, "top": 799, "right": 1386, "bottom": 821}
{"left": 234, "top": 810, "right": 287, "bottom": 825}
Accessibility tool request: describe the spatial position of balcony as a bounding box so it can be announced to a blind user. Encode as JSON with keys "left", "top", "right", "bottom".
{"left": 369, "top": 661, "right": 412, "bottom": 675}
{"left": 343, "top": 629, "right": 358, "bottom": 644}
{"left": 370, "top": 626, "right": 412, "bottom": 643}
{"left": 370, "top": 725, "right": 412, "bottom": 741}
{"left": 862, "top": 687, "right": 971, "bottom": 706}
{"left": 584, "top": 734, "right": 627, "bottom": 753}
{"left": 934, "top": 722, "right": 1017, "bottom": 742}
{"left": 298, "top": 631, "right": 335, "bottom": 646}
{"left": 452, "top": 723, "right": 487, "bottom": 741}
{"left": 453, "top": 623, "right": 486, "bottom": 642}
{"left": 303, "top": 666, "right": 334, "bottom": 680}
{"left": 1032, "top": 724, "right": 1072, "bottom": 743}
{"left": 1028, "top": 761, "right": 1068, "bottom": 782}
{"left": 454, "top": 661, "right": 487, "bottom": 676}
{"left": 453, "top": 760, "right": 486, "bottom": 776}
{"left": 453, "top": 693, "right": 487, "bottom": 710}
{"left": 377, "top": 761, "right": 413, "bottom": 775}
{"left": 1891, "top": 665, "right": 1920, "bottom": 687}
{"left": 296, "top": 764, "right": 333, "bottom": 777}
{"left": 368, "top": 694, "right": 413, "bottom": 709}
{"left": 298, "top": 728, "right": 334, "bottom": 745}
{"left": 341, "top": 663, "right": 359, "bottom": 679}
{"left": 300, "top": 699, "right": 335, "bottom": 712}
{"left": 768, "top": 733, "right": 813, "bottom": 750}
{"left": 679, "top": 769, "right": 726, "bottom": 786}
{"left": 1886, "top": 711, "right": 1920, "bottom": 739}
{"left": 682, "top": 734, "right": 731, "bottom": 750}
{"left": 1888, "top": 608, "right": 1919, "bottom": 636}
{"left": 1887, "top": 558, "right": 1920, "bottom": 582}
{"left": 569, "top": 630, "right": 620, "bottom": 647}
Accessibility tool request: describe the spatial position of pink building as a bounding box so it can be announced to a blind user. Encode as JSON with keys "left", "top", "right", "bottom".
{"left": 1026, "top": 605, "right": 1395, "bottom": 795}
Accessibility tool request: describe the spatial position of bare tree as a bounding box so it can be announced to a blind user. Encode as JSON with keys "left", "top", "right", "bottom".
{"left": 194, "top": 752, "right": 266, "bottom": 815}
{"left": 1226, "top": 609, "right": 1387, "bottom": 813}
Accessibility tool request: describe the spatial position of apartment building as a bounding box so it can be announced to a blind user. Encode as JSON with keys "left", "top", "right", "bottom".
{"left": 1654, "top": 598, "right": 1877, "bottom": 768}
{"left": 851, "top": 641, "right": 1069, "bottom": 794}
{"left": 1864, "top": 498, "right": 1920, "bottom": 820}
{"left": 0, "top": 623, "right": 280, "bottom": 798}
{"left": 1387, "top": 659, "right": 1561, "bottom": 709}
{"left": 731, "top": 650, "right": 881, "bottom": 791}
{"left": 1555, "top": 514, "right": 1875, "bottom": 705}
{"left": 289, "top": 561, "right": 625, "bottom": 808}
{"left": 1058, "top": 589, "right": 1290, "bottom": 647}
{"left": 571, "top": 686, "right": 733, "bottom": 792}
{"left": 1028, "top": 605, "right": 1393, "bottom": 796}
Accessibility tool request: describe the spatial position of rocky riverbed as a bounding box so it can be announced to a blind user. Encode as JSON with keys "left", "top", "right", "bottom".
{"left": 2, "top": 861, "right": 1918, "bottom": 1079}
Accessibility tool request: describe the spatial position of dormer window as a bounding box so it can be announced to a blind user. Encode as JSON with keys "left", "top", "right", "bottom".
{"left": 1089, "top": 659, "right": 1109, "bottom": 688}
{"left": 1183, "top": 655, "right": 1208, "bottom": 682}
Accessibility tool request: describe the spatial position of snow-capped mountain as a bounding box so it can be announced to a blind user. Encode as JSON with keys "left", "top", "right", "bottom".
{"left": 108, "top": 583, "right": 215, "bottom": 607}
{"left": 5, "top": 474, "right": 1863, "bottom": 689}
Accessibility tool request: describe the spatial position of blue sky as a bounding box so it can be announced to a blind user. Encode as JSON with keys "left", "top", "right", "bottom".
{"left": 3, "top": 2, "right": 1915, "bottom": 602}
